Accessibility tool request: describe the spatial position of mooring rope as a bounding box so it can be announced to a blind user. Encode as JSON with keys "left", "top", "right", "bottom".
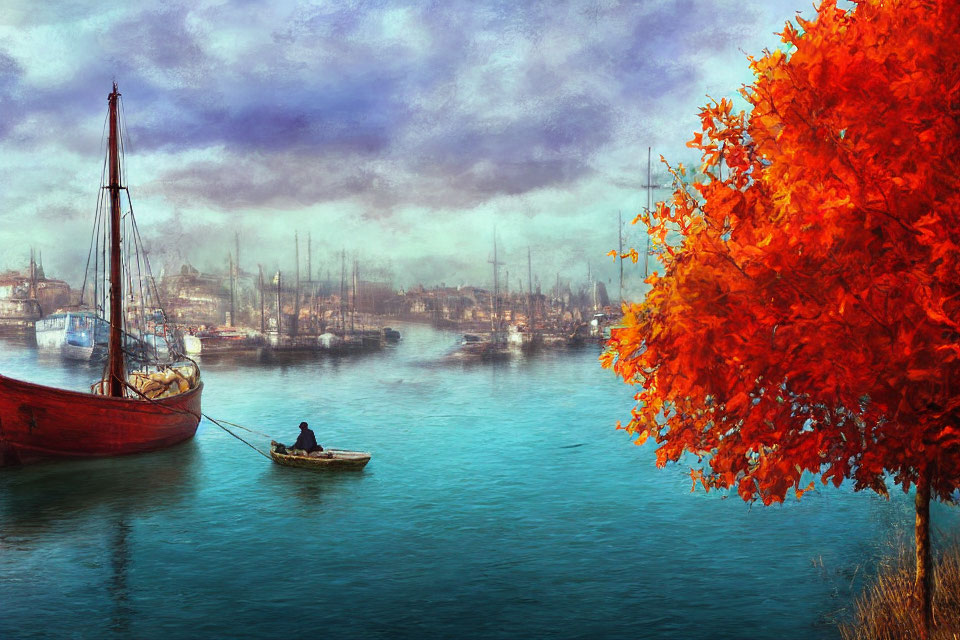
{"left": 201, "top": 413, "right": 272, "bottom": 460}
{"left": 114, "top": 379, "right": 275, "bottom": 460}
{"left": 213, "top": 418, "right": 273, "bottom": 439}
{"left": 104, "top": 374, "right": 295, "bottom": 461}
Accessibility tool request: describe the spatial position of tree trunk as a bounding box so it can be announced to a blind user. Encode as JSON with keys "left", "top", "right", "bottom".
{"left": 915, "top": 471, "right": 933, "bottom": 639}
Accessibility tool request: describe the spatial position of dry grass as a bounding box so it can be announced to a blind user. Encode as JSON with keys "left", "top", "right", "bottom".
{"left": 840, "top": 541, "right": 960, "bottom": 639}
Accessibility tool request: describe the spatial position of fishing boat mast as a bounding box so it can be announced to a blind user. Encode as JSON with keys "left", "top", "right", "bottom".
{"left": 228, "top": 252, "right": 235, "bottom": 327}
{"left": 645, "top": 146, "right": 652, "bottom": 279}
{"left": 258, "top": 264, "right": 265, "bottom": 333}
{"left": 235, "top": 232, "right": 241, "bottom": 275}
{"left": 0, "top": 83, "right": 204, "bottom": 467}
{"left": 555, "top": 272, "right": 559, "bottom": 311}
{"left": 618, "top": 210, "right": 623, "bottom": 305}
{"left": 489, "top": 230, "right": 500, "bottom": 337}
{"left": 351, "top": 258, "right": 358, "bottom": 333}
{"left": 276, "top": 270, "right": 282, "bottom": 338}
{"left": 293, "top": 232, "right": 300, "bottom": 338}
{"left": 527, "top": 246, "right": 533, "bottom": 325}
{"left": 339, "top": 249, "right": 346, "bottom": 331}
{"left": 107, "top": 83, "right": 125, "bottom": 398}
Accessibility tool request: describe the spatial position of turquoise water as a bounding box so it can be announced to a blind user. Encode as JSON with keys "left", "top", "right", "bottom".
{"left": 1, "top": 324, "right": 956, "bottom": 639}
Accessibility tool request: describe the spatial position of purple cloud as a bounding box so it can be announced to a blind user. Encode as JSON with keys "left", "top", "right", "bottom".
{"left": 0, "top": 0, "right": 823, "bottom": 286}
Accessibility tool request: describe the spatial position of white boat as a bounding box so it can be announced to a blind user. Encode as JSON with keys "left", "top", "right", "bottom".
{"left": 182, "top": 334, "right": 202, "bottom": 355}
{"left": 134, "top": 329, "right": 172, "bottom": 360}
{"left": 453, "top": 333, "right": 510, "bottom": 359}
{"left": 507, "top": 324, "right": 540, "bottom": 349}
{"left": 318, "top": 332, "right": 341, "bottom": 350}
{"left": 35, "top": 311, "right": 109, "bottom": 360}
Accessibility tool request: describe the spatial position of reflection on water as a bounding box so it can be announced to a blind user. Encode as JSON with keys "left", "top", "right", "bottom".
{"left": 0, "top": 332, "right": 36, "bottom": 348}
{"left": 0, "top": 442, "right": 200, "bottom": 540}
{"left": 109, "top": 519, "right": 132, "bottom": 636}
{"left": 1, "top": 323, "right": 957, "bottom": 640}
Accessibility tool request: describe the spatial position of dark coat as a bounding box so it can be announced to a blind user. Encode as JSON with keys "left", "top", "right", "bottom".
{"left": 293, "top": 427, "right": 321, "bottom": 453}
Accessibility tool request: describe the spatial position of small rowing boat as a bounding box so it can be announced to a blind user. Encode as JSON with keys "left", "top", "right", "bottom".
{"left": 269, "top": 441, "right": 371, "bottom": 470}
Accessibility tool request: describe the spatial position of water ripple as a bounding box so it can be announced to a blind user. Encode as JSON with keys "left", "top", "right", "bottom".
{"left": 1, "top": 324, "right": 956, "bottom": 639}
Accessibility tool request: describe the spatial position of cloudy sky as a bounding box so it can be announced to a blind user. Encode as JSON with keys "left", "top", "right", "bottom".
{"left": 0, "top": 0, "right": 815, "bottom": 293}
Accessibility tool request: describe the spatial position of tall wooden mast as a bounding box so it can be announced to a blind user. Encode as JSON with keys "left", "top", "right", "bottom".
{"left": 258, "top": 264, "right": 265, "bottom": 333}
{"left": 349, "top": 258, "right": 354, "bottom": 332}
{"left": 228, "top": 253, "right": 235, "bottom": 327}
{"left": 107, "top": 83, "right": 125, "bottom": 398}
{"left": 645, "top": 146, "right": 652, "bottom": 279}
{"left": 339, "top": 249, "right": 346, "bottom": 331}
{"left": 527, "top": 246, "right": 533, "bottom": 324}
{"left": 489, "top": 229, "right": 499, "bottom": 335}
{"left": 293, "top": 232, "right": 300, "bottom": 338}
{"left": 275, "top": 270, "right": 282, "bottom": 339}
{"left": 618, "top": 210, "right": 623, "bottom": 305}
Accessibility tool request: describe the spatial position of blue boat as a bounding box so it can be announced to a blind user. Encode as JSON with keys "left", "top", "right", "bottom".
{"left": 35, "top": 311, "right": 110, "bottom": 360}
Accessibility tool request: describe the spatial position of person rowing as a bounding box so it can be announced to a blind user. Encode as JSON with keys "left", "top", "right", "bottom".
{"left": 291, "top": 421, "right": 322, "bottom": 454}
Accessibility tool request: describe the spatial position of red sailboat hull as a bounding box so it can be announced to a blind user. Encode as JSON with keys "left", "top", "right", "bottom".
{"left": 0, "top": 374, "right": 203, "bottom": 466}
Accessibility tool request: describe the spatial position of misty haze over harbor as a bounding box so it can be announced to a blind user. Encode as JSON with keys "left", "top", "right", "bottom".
{"left": 0, "top": 0, "right": 812, "bottom": 292}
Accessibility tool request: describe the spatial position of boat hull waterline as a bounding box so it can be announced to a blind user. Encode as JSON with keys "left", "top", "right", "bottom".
{"left": 269, "top": 442, "right": 371, "bottom": 470}
{"left": 0, "top": 375, "right": 203, "bottom": 465}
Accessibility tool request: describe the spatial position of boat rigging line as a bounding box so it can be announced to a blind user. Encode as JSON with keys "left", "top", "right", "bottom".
{"left": 118, "top": 379, "right": 274, "bottom": 459}
{"left": 212, "top": 418, "right": 273, "bottom": 439}
{"left": 202, "top": 414, "right": 272, "bottom": 460}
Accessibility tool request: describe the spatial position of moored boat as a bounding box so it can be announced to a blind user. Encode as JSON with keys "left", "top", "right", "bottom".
{"left": 0, "top": 374, "right": 202, "bottom": 465}
{"left": 507, "top": 323, "right": 541, "bottom": 351}
{"left": 453, "top": 333, "right": 510, "bottom": 359}
{"left": 35, "top": 310, "right": 109, "bottom": 360}
{"left": 315, "top": 329, "right": 382, "bottom": 354}
{"left": 269, "top": 441, "right": 371, "bottom": 470}
{"left": 0, "top": 83, "right": 202, "bottom": 466}
{"left": 194, "top": 326, "right": 264, "bottom": 354}
{"left": 182, "top": 333, "right": 202, "bottom": 355}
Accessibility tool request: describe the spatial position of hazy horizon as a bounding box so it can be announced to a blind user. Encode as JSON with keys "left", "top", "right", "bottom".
{"left": 0, "top": 0, "right": 819, "bottom": 294}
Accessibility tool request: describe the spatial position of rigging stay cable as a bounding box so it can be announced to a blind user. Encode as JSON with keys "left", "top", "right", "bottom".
{"left": 119, "top": 380, "right": 275, "bottom": 459}
{"left": 202, "top": 413, "right": 272, "bottom": 460}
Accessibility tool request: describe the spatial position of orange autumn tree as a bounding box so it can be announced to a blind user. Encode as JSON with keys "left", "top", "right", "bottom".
{"left": 602, "top": 0, "right": 960, "bottom": 635}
